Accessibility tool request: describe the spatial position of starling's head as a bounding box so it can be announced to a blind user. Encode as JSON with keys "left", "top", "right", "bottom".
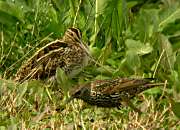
{"left": 66, "top": 84, "right": 91, "bottom": 103}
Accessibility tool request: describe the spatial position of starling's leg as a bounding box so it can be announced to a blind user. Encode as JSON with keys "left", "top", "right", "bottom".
{"left": 121, "top": 100, "right": 142, "bottom": 114}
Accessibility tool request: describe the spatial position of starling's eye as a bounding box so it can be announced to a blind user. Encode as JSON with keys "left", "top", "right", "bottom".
{"left": 75, "top": 90, "right": 81, "bottom": 96}
{"left": 91, "top": 91, "right": 96, "bottom": 96}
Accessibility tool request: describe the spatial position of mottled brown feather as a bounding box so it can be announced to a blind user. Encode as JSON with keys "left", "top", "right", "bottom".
{"left": 14, "top": 28, "right": 89, "bottom": 83}
{"left": 68, "top": 78, "right": 164, "bottom": 108}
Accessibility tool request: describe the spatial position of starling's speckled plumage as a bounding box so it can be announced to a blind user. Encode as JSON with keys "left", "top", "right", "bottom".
{"left": 67, "top": 78, "right": 164, "bottom": 108}
{"left": 14, "top": 28, "right": 89, "bottom": 83}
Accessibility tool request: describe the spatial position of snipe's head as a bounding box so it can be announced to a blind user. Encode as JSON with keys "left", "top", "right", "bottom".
{"left": 63, "top": 27, "right": 82, "bottom": 43}
{"left": 63, "top": 27, "right": 90, "bottom": 55}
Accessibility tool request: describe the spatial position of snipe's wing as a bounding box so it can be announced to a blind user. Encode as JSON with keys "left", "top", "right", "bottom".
{"left": 15, "top": 40, "right": 69, "bottom": 82}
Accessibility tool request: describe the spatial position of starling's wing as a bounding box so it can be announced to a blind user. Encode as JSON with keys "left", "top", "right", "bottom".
{"left": 111, "top": 78, "right": 151, "bottom": 92}
{"left": 14, "top": 40, "right": 68, "bottom": 82}
{"left": 111, "top": 78, "right": 165, "bottom": 93}
{"left": 93, "top": 78, "right": 160, "bottom": 94}
{"left": 91, "top": 79, "right": 116, "bottom": 93}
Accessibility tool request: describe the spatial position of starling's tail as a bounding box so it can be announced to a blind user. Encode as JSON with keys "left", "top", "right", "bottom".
{"left": 145, "top": 82, "right": 166, "bottom": 88}
{"left": 143, "top": 78, "right": 166, "bottom": 89}
{"left": 127, "top": 82, "right": 166, "bottom": 98}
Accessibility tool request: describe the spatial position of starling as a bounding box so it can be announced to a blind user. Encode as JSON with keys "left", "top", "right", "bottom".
{"left": 14, "top": 27, "right": 89, "bottom": 83}
{"left": 67, "top": 78, "right": 164, "bottom": 111}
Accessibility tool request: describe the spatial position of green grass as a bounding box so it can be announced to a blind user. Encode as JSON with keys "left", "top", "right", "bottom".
{"left": 0, "top": 0, "right": 180, "bottom": 129}
{"left": 0, "top": 79, "right": 179, "bottom": 129}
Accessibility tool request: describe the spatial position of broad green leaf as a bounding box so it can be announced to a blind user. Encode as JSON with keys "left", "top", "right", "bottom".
{"left": 171, "top": 70, "right": 180, "bottom": 93}
{"left": 127, "top": 1, "right": 138, "bottom": 9}
{"left": 20, "top": 80, "right": 46, "bottom": 106}
{"left": 0, "top": 79, "right": 16, "bottom": 93}
{"left": 56, "top": 67, "right": 70, "bottom": 93}
{"left": 25, "top": 80, "right": 44, "bottom": 87}
{"left": 143, "top": 87, "right": 162, "bottom": 95}
{"left": 125, "top": 39, "right": 142, "bottom": 50}
{"left": 0, "top": 1, "right": 24, "bottom": 24}
{"left": 139, "top": 43, "right": 153, "bottom": 55}
{"left": 96, "top": 0, "right": 110, "bottom": 16}
{"left": 0, "top": 11, "right": 18, "bottom": 26}
{"left": 90, "top": 47, "right": 101, "bottom": 58}
{"left": 96, "top": 65, "right": 114, "bottom": 76}
{"left": 159, "top": 34, "right": 176, "bottom": 70}
{"left": 172, "top": 101, "right": 180, "bottom": 119}
{"left": 106, "top": 58, "right": 117, "bottom": 68}
{"left": 0, "top": 126, "right": 6, "bottom": 130}
{"left": 125, "top": 50, "right": 141, "bottom": 70}
{"left": 133, "top": 9, "right": 159, "bottom": 41}
{"left": 159, "top": 8, "right": 180, "bottom": 31}
{"left": 125, "top": 39, "right": 153, "bottom": 55}
{"left": 16, "top": 81, "right": 28, "bottom": 106}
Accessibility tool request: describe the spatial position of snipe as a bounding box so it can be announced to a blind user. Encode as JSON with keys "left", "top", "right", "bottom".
{"left": 14, "top": 27, "right": 89, "bottom": 83}
{"left": 67, "top": 78, "right": 165, "bottom": 112}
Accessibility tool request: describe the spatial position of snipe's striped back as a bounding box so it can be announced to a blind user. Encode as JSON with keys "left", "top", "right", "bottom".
{"left": 14, "top": 27, "right": 89, "bottom": 83}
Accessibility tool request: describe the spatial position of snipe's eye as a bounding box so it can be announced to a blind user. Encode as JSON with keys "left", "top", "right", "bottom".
{"left": 69, "top": 28, "right": 82, "bottom": 39}
{"left": 68, "top": 32, "right": 74, "bottom": 36}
